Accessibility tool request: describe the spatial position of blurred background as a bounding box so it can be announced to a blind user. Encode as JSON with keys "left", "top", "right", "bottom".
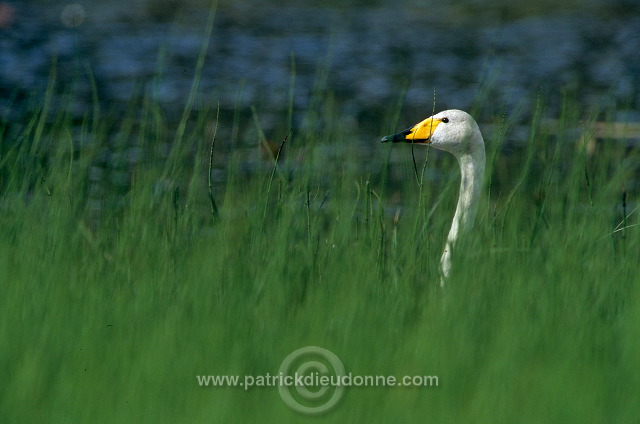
{"left": 1, "top": 0, "right": 639, "bottom": 131}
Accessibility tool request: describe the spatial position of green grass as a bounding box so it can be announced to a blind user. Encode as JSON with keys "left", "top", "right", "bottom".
{"left": 1, "top": 49, "right": 639, "bottom": 424}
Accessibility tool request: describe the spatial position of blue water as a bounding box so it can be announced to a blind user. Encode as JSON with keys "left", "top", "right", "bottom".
{"left": 1, "top": 1, "right": 639, "bottom": 126}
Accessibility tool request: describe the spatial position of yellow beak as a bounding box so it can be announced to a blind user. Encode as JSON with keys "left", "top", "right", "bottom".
{"left": 381, "top": 117, "right": 443, "bottom": 143}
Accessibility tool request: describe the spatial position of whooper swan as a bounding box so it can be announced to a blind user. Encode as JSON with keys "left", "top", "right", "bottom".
{"left": 382, "top": 110, "right": 486, "bottom": 286}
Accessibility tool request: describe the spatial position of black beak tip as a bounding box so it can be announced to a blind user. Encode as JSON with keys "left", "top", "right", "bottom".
{"left": 381, "top": 127, "right": 415, "bottom": 143}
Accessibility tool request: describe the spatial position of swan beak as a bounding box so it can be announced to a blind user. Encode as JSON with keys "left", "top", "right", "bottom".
{"left": 381, "top": 117, "right": 442, "bottom": 143}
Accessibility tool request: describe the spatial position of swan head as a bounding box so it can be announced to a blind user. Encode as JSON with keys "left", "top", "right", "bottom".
{"left": 381, "top": 109, "right": 484, "bottom": 157}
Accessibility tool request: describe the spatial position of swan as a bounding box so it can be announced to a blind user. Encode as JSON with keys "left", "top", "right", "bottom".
{"left": 382, "top": 109, "right": 486, "bottom": 286}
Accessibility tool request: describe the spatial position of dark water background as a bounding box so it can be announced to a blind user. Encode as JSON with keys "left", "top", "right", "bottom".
{"left": 1, "top": 0, "right": 639, "bottom": 205}
{"left": 2, "top": 0, "right": 639, "bottom": 122}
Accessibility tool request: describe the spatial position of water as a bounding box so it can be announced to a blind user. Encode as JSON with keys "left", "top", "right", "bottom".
{"left": 1, "top": 0, "right": 639, "bottom": 206}
{"left": 2, "top": 1, "right": 639, "bottom": 124}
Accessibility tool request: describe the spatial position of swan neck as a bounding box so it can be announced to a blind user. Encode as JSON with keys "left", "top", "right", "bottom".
{"left": 439, "top": 147, "right": 485, "bottom": 284}
{"left": 450, "top": 151, "right": 485, "bottom": 240}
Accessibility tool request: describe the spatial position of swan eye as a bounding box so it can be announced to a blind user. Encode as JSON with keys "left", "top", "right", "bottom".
{"left": 441, "top": 118, "right": 449, "bottom": 123}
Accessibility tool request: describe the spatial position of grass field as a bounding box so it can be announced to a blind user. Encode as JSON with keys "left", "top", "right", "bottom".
{"left": 1, "top": 32, "right": 640, "bottom": 423}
